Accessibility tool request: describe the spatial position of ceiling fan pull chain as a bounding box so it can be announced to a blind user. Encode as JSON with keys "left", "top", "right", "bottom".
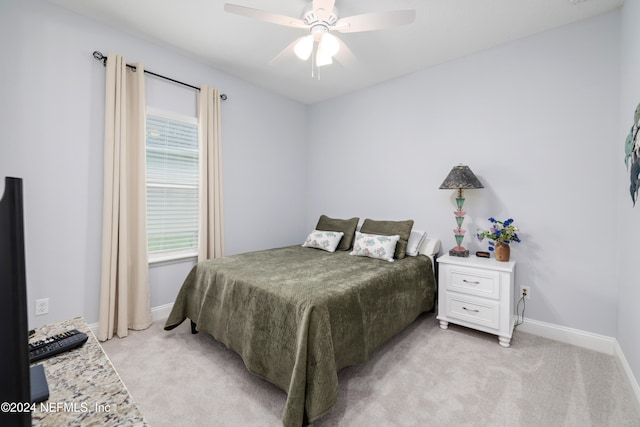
{"left": 311, "top": 50, "right": 315, "bottom": 78}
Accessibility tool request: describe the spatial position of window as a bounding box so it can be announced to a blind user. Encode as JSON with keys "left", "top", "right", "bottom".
{"left": 145, "top": 110, "right": 199, "bottom": 262}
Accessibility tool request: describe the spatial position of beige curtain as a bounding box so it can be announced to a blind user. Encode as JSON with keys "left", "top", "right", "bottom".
{"left": 98, "top": 53, "right": 152, "bottom": 341}
{"left": 197, "top": 85, "right": 225, "bottom": 261}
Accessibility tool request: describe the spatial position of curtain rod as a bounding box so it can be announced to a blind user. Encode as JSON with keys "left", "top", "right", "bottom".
{"left": 92, "top": 51, "right": 227, "bottom": 101}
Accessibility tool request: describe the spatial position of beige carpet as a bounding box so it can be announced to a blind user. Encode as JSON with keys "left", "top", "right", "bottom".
{"left": 101, "top": 313, "right": 640, "bottom": 426}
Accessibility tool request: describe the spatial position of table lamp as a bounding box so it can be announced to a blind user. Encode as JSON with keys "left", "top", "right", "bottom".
{"left": 439, "top": 164, "right": 483, "bottom": 257}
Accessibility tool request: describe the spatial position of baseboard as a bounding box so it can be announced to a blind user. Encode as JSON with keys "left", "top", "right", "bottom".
{"left": 516, "top": 317, "right": 640, "bottom": 413}
{"left": 150, "top": 302, "right": 174, "bottom": 322}
{"left": 86, "top": 303, "right": 174, "bottom": 337}
{"left": 515, "top": 317, "right": 616, "bottom": 354}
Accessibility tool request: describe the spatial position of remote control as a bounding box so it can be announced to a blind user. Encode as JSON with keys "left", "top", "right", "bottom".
{"left": 29, "top": 329, "right": 88, "bottom": 363}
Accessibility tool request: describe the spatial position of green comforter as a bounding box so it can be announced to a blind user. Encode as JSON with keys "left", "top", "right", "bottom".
{"left": 164, "top": 245, "right": 436, "bottom": 426}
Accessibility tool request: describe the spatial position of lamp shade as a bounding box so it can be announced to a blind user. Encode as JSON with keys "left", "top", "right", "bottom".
{"left": 294, "top": 35, "right": 314, "bottom": 60}
{"left": 439, "top": 164, "right": 484, "bottom": 189}
{"left": 319, "top": 33, "right": 340, "bottom": 57}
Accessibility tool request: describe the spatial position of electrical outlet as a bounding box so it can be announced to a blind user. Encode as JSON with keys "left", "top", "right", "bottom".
{"left": 520, "top": 286, "right": 530, "bottom": 300}
{"left": 35, "top": 298, "right": 49, "bottom": 316}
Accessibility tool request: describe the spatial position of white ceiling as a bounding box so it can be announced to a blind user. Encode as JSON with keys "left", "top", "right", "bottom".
{"left": 47, "top": 0, "right": 623, "bottom": 104}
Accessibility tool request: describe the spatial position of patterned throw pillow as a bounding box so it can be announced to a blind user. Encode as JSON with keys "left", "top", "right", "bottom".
{"left": 349, "top": 231, "right": 400, "bottom": 262}
{"left": 302, "top": 230, "right": 345, "bottom": 253}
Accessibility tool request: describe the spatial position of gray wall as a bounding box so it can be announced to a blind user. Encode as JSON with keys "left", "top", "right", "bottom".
{"left": 0, "top": 0, "right": 308, "bottom": 327}
{"left": 307, "top": 12, "right": 620, "bottom": 337}
{"left": 617, "top": 0, "right": 640, "bottom": 394}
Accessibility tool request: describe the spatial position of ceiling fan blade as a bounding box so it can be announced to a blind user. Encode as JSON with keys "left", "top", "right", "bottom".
{"left": 269, "top": 37, "right": 303, "bottom": 66}
{"left": 313, "top": 0, "right": 336, "bottom": 22}
{"left": 333, "top": 37, "right": 356, "bottom": 68}
{"left": 224, "top": 4, "right": 307, "bottom": 29}
{"left": 334, "top": 9, "right": 416, "bottom": 33}
{"left": 316, "top": 48, "right": 333, "bottom": 67}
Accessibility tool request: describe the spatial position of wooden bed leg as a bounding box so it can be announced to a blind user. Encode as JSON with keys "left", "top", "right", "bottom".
{"left": 190, "top": 320, "right": 198, "bottom": 334}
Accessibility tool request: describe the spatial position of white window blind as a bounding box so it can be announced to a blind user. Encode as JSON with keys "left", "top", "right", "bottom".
{"left": 146, "top": 110, "right": 199, "bottom": 261}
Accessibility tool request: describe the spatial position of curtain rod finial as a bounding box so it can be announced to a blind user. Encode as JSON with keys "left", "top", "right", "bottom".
{"left": 93, "top": 51, "right": 106, "bottom": 65}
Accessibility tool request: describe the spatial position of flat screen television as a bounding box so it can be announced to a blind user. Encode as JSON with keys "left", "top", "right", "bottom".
{"left": 0, "top": 177, "right": 33, "bottom": 426}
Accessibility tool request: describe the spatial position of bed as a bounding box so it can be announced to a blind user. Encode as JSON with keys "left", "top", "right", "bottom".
{"left": 164, "top": 217, "right": 439, "bottom": 426}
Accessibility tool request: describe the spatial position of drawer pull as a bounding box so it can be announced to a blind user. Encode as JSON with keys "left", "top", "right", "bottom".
{"left": 462, "top": 307, "right": 480, "bottom": 313}
{"left": 463, "top": 279, "right": 480, "bottom": 285}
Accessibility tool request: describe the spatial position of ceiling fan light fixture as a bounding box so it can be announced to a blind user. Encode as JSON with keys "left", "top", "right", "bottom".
{"left": 319, "top": 33, "right": 340, "bottom": 57}
{"left": 294, "top": 35, "right": 314, "bottom": 60}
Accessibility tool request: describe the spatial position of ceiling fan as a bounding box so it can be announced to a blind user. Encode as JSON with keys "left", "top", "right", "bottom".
{"left": 224, "top": 0, "right": 416, "bottom": 73}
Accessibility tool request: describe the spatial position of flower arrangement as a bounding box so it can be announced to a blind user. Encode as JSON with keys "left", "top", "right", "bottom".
{"left": 476, "top": 217, "right": 521, "bottom": 251}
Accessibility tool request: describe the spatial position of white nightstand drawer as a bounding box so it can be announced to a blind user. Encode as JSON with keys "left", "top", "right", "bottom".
{"left": 446, "top": 293, "right": 499, "bottom": 330}
{"left": 447, "top": 266, "right": 499, "bottom": 299}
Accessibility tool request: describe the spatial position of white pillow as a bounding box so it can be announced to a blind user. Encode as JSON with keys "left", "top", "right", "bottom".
{"left": 350, "top": 231, "right": 400, "bottom": 262}
{"left": 302, "top": 230, "right": 344, "bottom": 253}
{"left": 406, "top": 229, "right": 428, "bottom": 256}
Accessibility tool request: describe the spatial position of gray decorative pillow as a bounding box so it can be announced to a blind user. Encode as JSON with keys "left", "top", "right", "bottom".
{"left": 315, "top": 215, "right": 359, "bottom": 251}
{"left": 359, "top": 219, "right": 414, "bottom": 259}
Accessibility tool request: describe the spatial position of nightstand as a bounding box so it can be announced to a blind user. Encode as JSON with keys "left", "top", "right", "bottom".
{"left": 436, "top": 254, "right": 516, "bottom": 347}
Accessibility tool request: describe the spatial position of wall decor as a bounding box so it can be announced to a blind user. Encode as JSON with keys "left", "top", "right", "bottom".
{"left": 625, "top": 101, "right": 640, "bottom": 206}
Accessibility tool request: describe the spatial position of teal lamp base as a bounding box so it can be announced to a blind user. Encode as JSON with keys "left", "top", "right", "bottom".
{"left": 450, "top": 193, "right": 470, "bottom": 257}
